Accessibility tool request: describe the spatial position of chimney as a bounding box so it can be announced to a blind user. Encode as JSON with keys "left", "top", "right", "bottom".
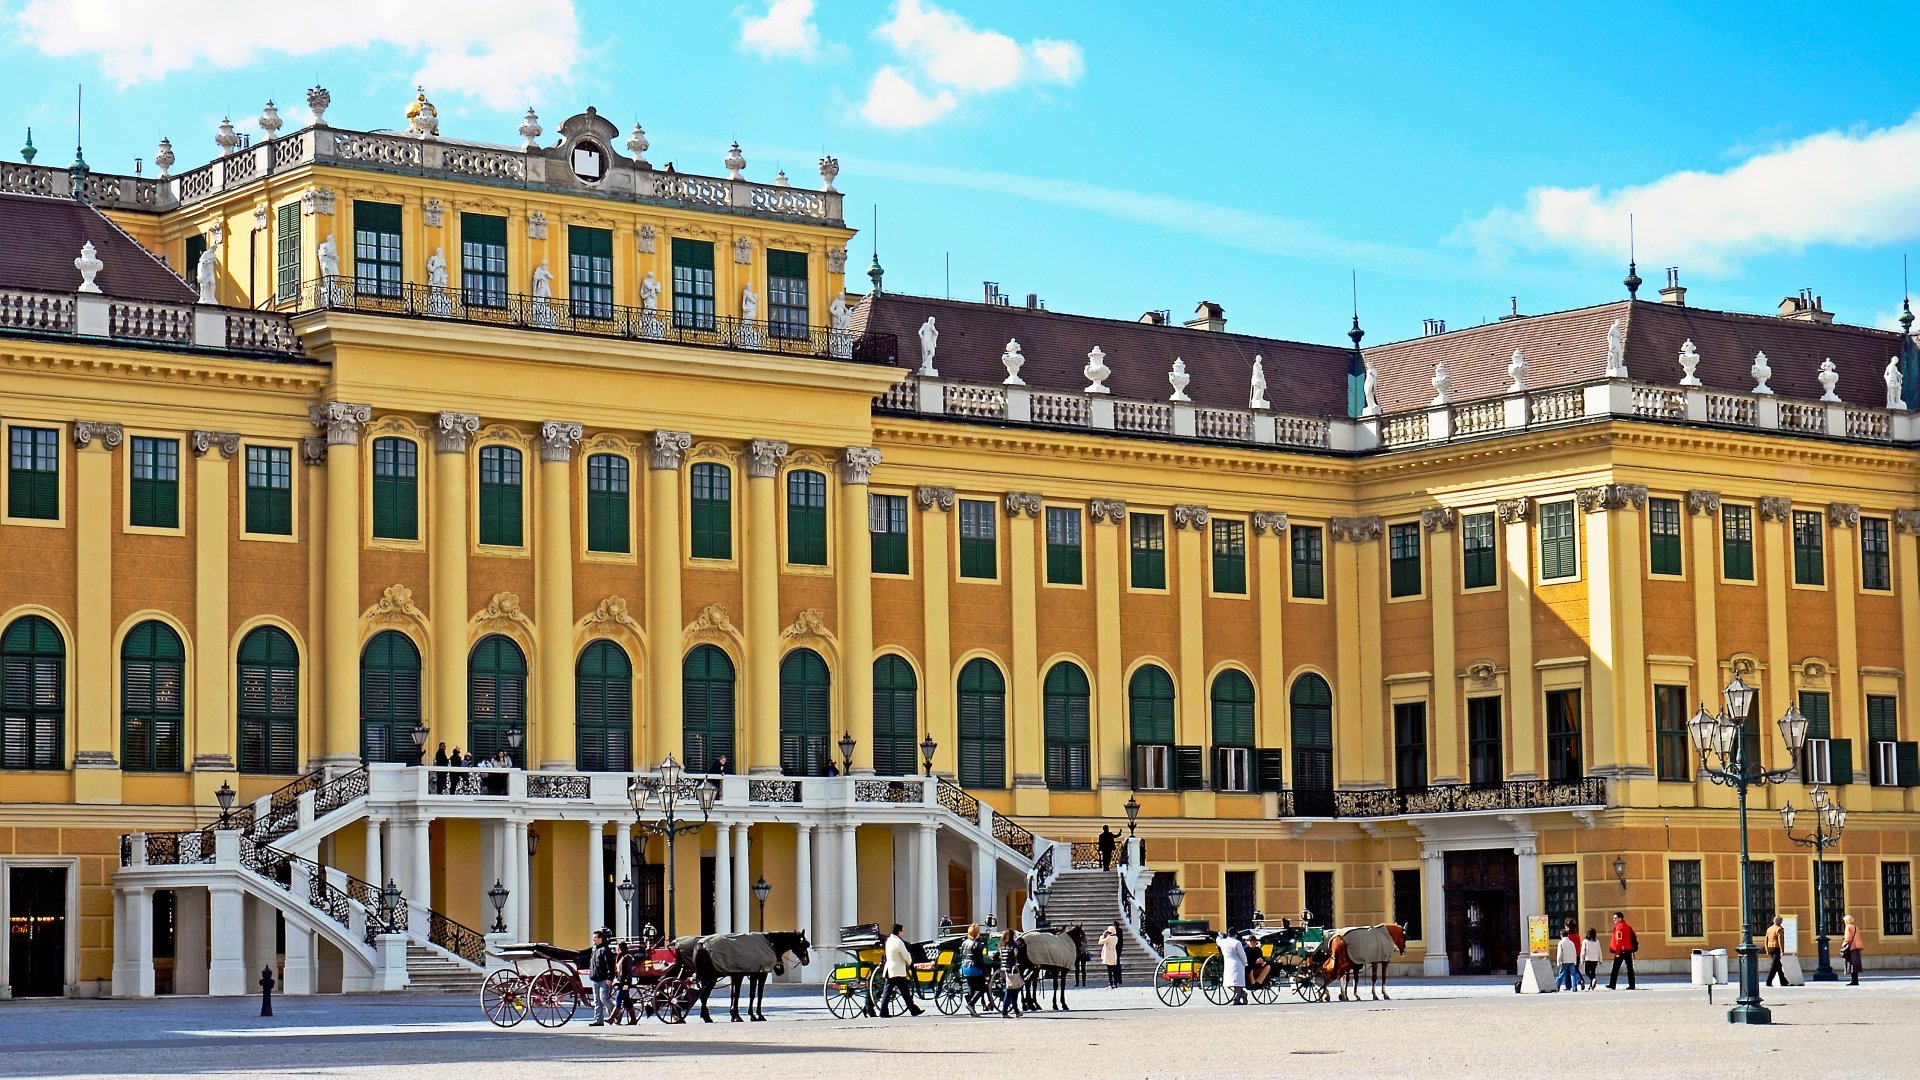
{"left": 1184, "top": 301, "right": 1226, "bottom": 332}
{"left": 1778, "top": 288, "right": 1834, "bottom": 325}
{"left": 1422, "top": 318, "right": 1447, "bottom": 337}
{"left": 982, "top": 281, "right": 1009, "bottom": 307}
{"left": 1660, "top": 267, "right": 1687, "bottom": 306}
{"left": 1138, "top": 309, "right": 1169, "bottom": 325}
{"left": 1025, "top": 293, "right": 1038, "bottom": 310}
{"left": 1497, "top": 296, "right": 1523, "bottom": 322}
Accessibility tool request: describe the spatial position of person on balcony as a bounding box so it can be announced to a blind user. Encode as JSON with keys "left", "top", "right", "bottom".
{"left": 1097, "top": 826, "right": 1117, "bottom": 871}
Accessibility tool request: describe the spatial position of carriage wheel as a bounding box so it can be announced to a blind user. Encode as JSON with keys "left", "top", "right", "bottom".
{"left": 1200, "top": 953, "right": 1231, "bottom": 1006}
{"left": 823, "top": 976, "right": 865, "bottom": 1019}
{"left": 1152, "top": 959, "right": 1191, "bottom": 1007}
{"left": 934, "top": 971, "right": 965, "bottom": 1016}
{"left": 480, "top": 970, "right": 528, "bottom": 1027}
{"left": 1250, "top": 980, "right": 1280, "bottom": 1005}
{"left": 866, "top": 969, "right": 892, "bottom": 1015}
{"left": 657, "top": 982, "right": 692, "bottom": 1025}
{"left": 1291, "top": 968, "right": 1320, "bottom": 1003}
{"left": 527, "top": 970, "right": 579, "bottom": 1027}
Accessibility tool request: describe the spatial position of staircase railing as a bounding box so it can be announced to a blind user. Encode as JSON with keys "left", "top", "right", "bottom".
{"left": 423, "top": 907, "right": 488, "bottom": 964}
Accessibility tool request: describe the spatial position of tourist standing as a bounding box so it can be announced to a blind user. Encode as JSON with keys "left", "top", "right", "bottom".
{"left": 999, "top": 937, "right": 1024, "bottom": 1017}
{"left": 1097, "top": 826, "right": 1118, "bottom": 871}
{"left": 1841, "top": 914, "right": 1864, "bottom": 985}
{"left": 1764, "top": 916, "right": 1787, "bottom": 986}
{"left": 958, "top": 924, "right": 989, "bottom": 1016}
{"left": 1581, "top": 927, "right": 1601, "bottom": 989}
{"left": 586, "top": 928, "right": 616, "bottom": 1026}
{"left": 1607, "top": 911, "right": 1638, "bottom": 989}
{"left": 1099, "top": 923, "right": 1121, "bottom": 988}
{"left": 879, "top": 924, "right": 924, "bottom": 1017}
{"left": 1555, "top": 925, "right": 1580, "bottom": 991}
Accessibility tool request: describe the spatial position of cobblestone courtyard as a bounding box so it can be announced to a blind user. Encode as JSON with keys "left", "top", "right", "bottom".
{"left": 3, "top": 975, "right": 1914, "bottom": 1080}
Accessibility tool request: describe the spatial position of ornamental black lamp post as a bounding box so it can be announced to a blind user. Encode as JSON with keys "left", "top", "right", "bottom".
{"left": 410, "top": 721, "right": 430, "bottom": 764}
{"left": 627, "top": 754, "right": 717, "bottom": 940}
{"left": 1033, "top": 881, "right": 1051, "bottom": 928}
{"left": 617, "top": 874, "right": 636, "bottom": 940}
{"left": 505, "top": 726, "right": 523, "bottom": 767}
{"left": 381, "top": 878, "right": 404, "bottom": 934}
{"left": 921, "top": 733, "right": 938, "bottom": 777}
{"left": 839, "top": 732, "right": 857, "bottom": 776}
{"left": 488, "top": 879, "right": 509, "bottom": 934}
{"left": 1124, "top": 795, "right": 1140, "bottom": 838}
{"left": 1687, "top": 672, "right": 1808, "bottom": 1025}
{"left": 1781, "top": 787, "right": 1846, "bottom": 981}
{"left": 752, "top": 875, "right": 771, "bottom": 931}
{"left": 215, "top": 780, "right": 236, "bottom": 829}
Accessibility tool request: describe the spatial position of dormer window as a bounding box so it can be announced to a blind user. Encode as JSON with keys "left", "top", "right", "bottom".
{"left": 571, "top": 142, "right": 605, "bottom": 183}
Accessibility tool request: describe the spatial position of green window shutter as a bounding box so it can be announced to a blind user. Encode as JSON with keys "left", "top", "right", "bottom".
{"left": 3, "top": 615, "right": 67, "bottom": 769}
{"left": 244, "top": 445, "right": 293, "bottom": 536}
{"left": 1722, "top": 506, "right": 1755, "bottom": 580}
{"left": 690, "top": 462, "right": 732, "bottom": 560}
{"left": 1863, "top": 519, "right": 1892, "bottom": 590}
{"left": 1291, "top": 526, "right": 1325, "bottom": 598}
{"left": 1869, "top": 696, "right": 1899, "bottom": 742}
{"left": 957, "top": 659, "right": 1007, "bottom": 788}
{"left": 1210, "top": 670, "right": 1255, "bottom": 748}
{"left": 1255, "top": 748, "right": 1286, "bottom": 792}
{"left": 121, "top": 620, "right": 185, "bottom": 772}
{"left": 9, "top": 427, "right": 59, "bottom": 521}
{"left": 1830, "top": 739, "right": 1853, "bottom": 786}
{"left": 371, "top": 437, "right": 419, "bottom": 541}
{"left": 1461, "top": 512, "right": 1497, "bottom": 589}
{"left": 1042, "top": 662, "right": 1091, "bottom": 790}
{"left": 586, "top": 454, "right": 630, "bottom": 554}
{"left": 1897, "top": 742, "right": 1920, "bottom": 788}
{"left": 360, "top": 629, "right": 423, "bottom": 765}
{"left": 1131, "top": 514, "right": 1166, "bottom": 589}
{"left": 1539, "top": 501, "right": 1576, "bottom": 580}
{"left": 871, "top": 655, "right": 918, "bottom": 777}
{"left": 1129, "top": 666, "right": 1176, "bottom": 746}
{"left": 779, "top": 649, "right": 833, "bottom": 776}
{"left": 576, "top": 640, "right": 633, "bottom": 772}
{"left": 1793, "top": 511, "right": 1825, "bottom": 585}
{"left": 1211, "top": 519, "right": 1245, "bottom": 594}
{"left": 1045, "top": 506, "right": 1082, "bottom": 585}
{"left": 1172, "top": 746, "right": 1204, "bottom": 791}
{"left": 1648, "top": 498, "right": 1682, "bottom": 575}
{"left": 478, "top": 446, "right": 523, "bottom": 546}
{"left": 275, "top": 203, "right": 302, "bottom": 302}
{"left": 870, "top": 494, "right": 909, "bottom": 576}
{"left": 682, "top": 644, "right": 736, "bottom": 773}
{"left": 787, "top": 470, "right": 827, "bottom": 565}
{"left": 236, "top": 626, "right": 299, "bottom": 774}
{"left": 1388, "top": 522, "right": 1422, "bottom": 597}
{"left": 129, "top": 436, "right": 180, "bottom": 530}
{"left": 468, "top": 634, "right": 529, "bottom": 767}
{"left": 957, "top": 499, "right": 997, "bottom": 579}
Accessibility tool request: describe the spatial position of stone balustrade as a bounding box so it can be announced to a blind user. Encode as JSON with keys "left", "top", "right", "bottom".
{"left": 0, "top": 286, "right": 303, "bottom": 356}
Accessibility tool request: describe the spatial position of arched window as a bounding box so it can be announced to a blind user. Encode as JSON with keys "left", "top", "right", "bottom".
{"left": 370, "top": 436, "right": 418, "bottom": 540}
{"left": 237, "top": 626, "right": 299, "bottom": 774}
{"left": 360, "top": 630, "right": 422, "bottom": 765}
{"left": 1, "top": 616, "right": 64, "bottom": 770}
{"left": 1129, "top": 666, "right": 1176, "bottom": 790}
{"left": 682, "top": 645, "right": 736, "bottom": 773}
{"left": 1211, "top": 670, "right": 1256, "bottom": 793}
{"left": 1290, "top": 674, "right": 1334, "bottom": 812}
{"left": 123, "top": 621, "right": 186, "bottom": 772}
{"left": 779, "top": 649, "right": 831, "bottom": 776}
{"left": 469, "top": 635, "right": 527, "bottom": 767}
{"left": 576, "top": 640, "right": 632, "bottom": 772}
{"left": 1044, "top": 662, "right": 1090, "bottom": 791}
{"left": 957, "top": 658, "right": 1006, "bottom": 789}
{"left": 872, "top": 655, "right": 918, "bottom": 776}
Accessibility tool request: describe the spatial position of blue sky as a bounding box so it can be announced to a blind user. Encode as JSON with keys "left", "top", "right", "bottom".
{"left": 4, "top": 0, "right": 1918, "bottom": 346}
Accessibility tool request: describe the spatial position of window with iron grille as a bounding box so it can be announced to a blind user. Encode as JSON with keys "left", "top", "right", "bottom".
{"left": 1212, "top": 518, "right": 1246, "bottom": 594}
{"left": 568, "top": 225, "right": 614, "bottom": 319}
{"left": 1793, "top": 510, "right": 1825, "bottom": 585}
{"left": 870, "top": 494, "right": 909, "bottom": 576}
{"left": 958, "top": 658, "right": 1006, "bottom": 788}
{"left": 1212, "top": 670, "right": 1255, "bottom": 792}
{"left": 787, "top": 470, "right": 828, "bottom": 566}
{"left": 1649, "top": 497, "right": 1682, "bottom": 575}
{"left": 1883, "top": 862, "right": 1913, "bottom": 936}
{"left": 129, "top": 436, "right": 179, "bottom": 530}
{"left": 8, "top": 426, "right": 59, "bottom": 520}
{"left": 237, "top": 626, "right": 299, "bottom": 774}
{"left": 958, "top": 499, "right": 996, "bottom": 579}
{"left": 1393, "top": 868, "right": 1422, "bottom": 939}
{"left": 275, "top": 203, "right": 301, "bottom": 302}
{"left": 477, "top": 445, "right": 523, "bottom": 547}
{"left": 1291, "top": 525, "right": 1324, "bottom": 598}
{"left": 1468, "top": 696, "right": 1503, "bottom": 785}
{"left": 1723, "top": 504, "right": 1755, "bottom": 580}
{"left": 352, "top": 201, "right": 402, "bottom": 299}
{"left": 1, "top": 616, "right": 64, "bottom": 770}
{"left": 1655, "top": 684, "right": 1691, "bottom": 782}
{"left": 1130, "top": 666, "right": 1176, "bottom": 791}
{"left": 1539, "top": 500, "right": 1577, "bottom": 580}
{"left": 586, "top": 453, "right": 629, "bottom": 554}
{"left": 460, "top": 213, "right": 508, "bottom": 309}
{"left": 689, "top": 462, "right": 731, "bottom": 561}
{"left": 780, "top": 649, "right": 833, "bottom": 776}
{"left": 371, "top": 437, "right": 418, "bottom": 541}
{"left": 1669, "top": 860, "right": 1703, "bottom": 938}
{"left": 1044, "top": 662, "right": 1090, "bottom": 790}
{"left": 1863, "top": 517, "right": 1892, "bottom": 591}
{"left": 1046, "top": 506, "right": 1083, "bottom": 585}
{"left": 244, "top": 445, "right": 292, "bottom": 536}
{"left": 1747, "top": 860, "right": 1776, "bottom": 933}
{"left": 682, "top": 645, "right": 735, "bottom": 773}
{"left": 576, "top": 640, "right": 632, "bottom": 772}
{"left": 1818, "top": 860, "right": 1846, "bottom": 937}
{"left": 1546, "top": 689, "right": 1582, "bottom": 781}
{"left": 671, "top": 238, "right": 716, "bottom": 329}
{"left": 1131, "top": 513, "right": 1166, "bottom": 590}
{"left": 1394, "top": 702, "right": 1427, "bottom": 789}
{"left": 1544, "top": 862, "right": 1578, "bottom": 935}
{"left": 872, "top": 655, "right": 918, "bottom": 777}
{"left": 1389, "top": 522, "right": 1422, "bottom": 597}
{"left": 767, "top": 249, "right": 809, "bottom": 340}
{"left": 121, "top": 621, "right": 184, "bottom": 772}
{"left": 360, "top": 629, "right": 422, "bottom": 765}
{"left": 468, "top": 634, "right": 527, "bottom": 768}
{"left": 1462, "top": 511, "right": 1497, "bottom": 589}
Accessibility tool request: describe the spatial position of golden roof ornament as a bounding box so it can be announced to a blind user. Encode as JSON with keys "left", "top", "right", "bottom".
{"left": 406, "top": 87, "right": 439, "bottom": 137}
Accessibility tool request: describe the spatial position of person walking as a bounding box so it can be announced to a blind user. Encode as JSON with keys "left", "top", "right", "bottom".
{"left": 1099, "top": 922, "right": 1121, "bottom": 988}
{"left": 1607, "top": 911, "right": 1638, "bottom": 990}
{"left": 1555, "top": 924, "right": 1580, "bottom": 992}
{"left": 958, "top": 924, "right": 989, "bottom": 1016}
{"left": 1581, "top": 927, "right": 1601, "bottom": 990}
{"left": 1097, "top": 825, "right": 1118, "bottom": 871}
{"left": 999, "top": 935, "right": 1024, "bottom": 1017}
{"left": 1764, "top": 916, "right": 1787, "bottom": 986}
{"left": 1841, "top": 914, "right": 1864, "bottom": 985}
{"left": 585, "top": 928, "right": 617, "bottom": 1026}
{"left": 1217, "top": 930, "right": 1249, "bottom": 1005}
{"left": 879, "top": 924, "right": 924, "bottom": 1017}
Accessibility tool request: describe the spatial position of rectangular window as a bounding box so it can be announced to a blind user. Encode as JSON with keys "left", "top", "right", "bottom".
{"left": 958, "top": 499, "right": 996, "bottom": 579}
{"left": 7, "top": 426, "right": 59, "bottom": 520}
{"left": 1393, "top": 702, "right": 1427, "bottom": 789}
{"left": 1654, "top": 684, "right": 1691, "bottom": 782}
{"left": 1392, "top": 868, "right": 1422, "bottom": 940}
{"left": 1389, "top": 522, "right": 1422, "bottom": 597}
{"left": 1649, "top": 497, "right": 1682, "bottom": 575}
{"left": 689, "top": 462, "right": 732, "bottom": 561}
{"left": 1722, "top": 504, "right": 1755, "bottom": 580}
{"left": 568, "top": 225, "right": 614, "bottom": 319}
{"left": 870, "top": 494, "right": 909, "bottom": 575}
{"left": 1468, "top": 696, "right": 1503, "bottom": 785}
{"left": 1216, "top": 746, "right": 1250, "bottom": 793}
{"left": 1225, "top": 870, "right": 1257, "bottom": 933}
{"left": 1818, "top": 860, "right": 1846, "bottom": 937}
{"left": 370, "top": 437, "right": 418, "bottom": 541}
{"left": 1462, "top": 511, "right": 1497, "bottom": 589}
{"left": 1291, "top": 525, "right": 1325, "bottom": 599}
{"left": 352, "top": 200, "right": 402, "bottom": 299}
{"left": 274, "top": 203, "right": 301, "bottom": 302}
{"left": 1747, "top": 860, "right": 1776, "bottom": 932}
{"left": 786, "top": 470, "right": 828, "bottom": 566}
{"left": 1868, "top": 694, "right": 1899, "bottom": 786}
{"left": 1303, "top": 871, "right": 1334, "bottom": 928}
{"left": 1544, "top": 862, "right": 1578, "bottom": 936}
{"left": 1793, "top": 510, "right": 1825, "bottom": 585}
{"left": 1669, "top": 859, "right": 1703, "bottom": 938}
{"left": 243, "top": 445, "right": 292, "bottom": 536}
{"left": 477, "top": 445, "right": 523, "bottom": 547}
{"left": 185, "top": 234, "right": 208, "bottom": 287}
{"left": 1046, "top": 506, "right": 1082, "bottom": 585}
{"left": 767, "top": 249, "right": 809, "bottom": 340}
{"left": 1131, "top": 513, "right": 1167, "bottom": 589}
{"left": 1211, "top": 518, "right": 1246, "bottom": 594}
{"left": 671, "top": 238, "right": 716, "bottom": 329}
{"left": 585, "top": 453, "right": 629, "bottom": 554}
{"left": 1884, "top": 863, "right": 1913, "bottom": 936}
{"left": 1539, "top": 500, "right": 1577, "bottom": 580}
{"left": 460, "top": 213, "right": 509, "bottom": 309}
{"left": 128, "top": 436, "right": 179, "bottom": 530}
{"left": 1863, "top": 518, "right": 1892, "bottom": 591}
{"left": 1134, "top": 743, "right": 1171, "bottom": 791}
{"left": 1546, "top": 688, "right": 1582, "bottom": 781}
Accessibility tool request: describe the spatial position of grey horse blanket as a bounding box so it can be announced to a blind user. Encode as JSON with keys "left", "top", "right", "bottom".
{"left": 1018, "top": 930, "right": 1079, "bottom": 970}
{"left": 1335, "top": 925, "right": 1399, "bottom": 966}
{"left": 695, "top": 933, "right": 781, "bottom": 972}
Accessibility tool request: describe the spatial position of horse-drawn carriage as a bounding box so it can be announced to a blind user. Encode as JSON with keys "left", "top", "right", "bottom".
{"left": 480, "top": 938, "right": 700, "bottom": 1027}
{"left": 822, "top": 923, "right": 971, "bottom": 1018}
{"left": 1151, "top": 920, "right": 1337, "bottom": 1005}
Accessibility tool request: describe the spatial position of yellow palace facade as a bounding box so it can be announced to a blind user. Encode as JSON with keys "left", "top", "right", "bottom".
{"left": 0, "top": 92, "right": 1916, "bottom": 997}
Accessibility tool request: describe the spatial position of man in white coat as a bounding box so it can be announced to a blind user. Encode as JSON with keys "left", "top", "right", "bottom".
{"left": 1217, "top": 931, "right": 1249, "bottom": 1005}
{"left": 879, "top": 924, "right": 924, "bottom": 1017}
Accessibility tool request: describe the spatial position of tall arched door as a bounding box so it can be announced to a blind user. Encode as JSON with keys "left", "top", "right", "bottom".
{"left": 779, "top": 649, "right": 831, "bottom": 776}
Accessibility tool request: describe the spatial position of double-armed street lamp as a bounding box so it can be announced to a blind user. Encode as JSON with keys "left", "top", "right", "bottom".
{"left": 1781, "top": 786, "right": 1847, "bottom": 981}
{"left": 1686, "top": 672, "right": 1808, "bottom": 1025}
{"left": 627, "top": 754, "right": 717, "bottom": 940}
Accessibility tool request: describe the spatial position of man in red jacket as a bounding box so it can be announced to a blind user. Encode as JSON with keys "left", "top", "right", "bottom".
{"left": 1607, "top": 911, "right": 1638, "bottom": 990}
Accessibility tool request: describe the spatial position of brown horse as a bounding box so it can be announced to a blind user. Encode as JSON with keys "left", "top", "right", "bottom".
{"left": 1322, "top": 924, "right": 1407, "bottom": 1001}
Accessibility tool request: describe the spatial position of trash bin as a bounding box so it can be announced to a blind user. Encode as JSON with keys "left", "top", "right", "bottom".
{"left": 1690, "top": 949, "right": 1716, "bottom": 985}
{"left": 1709, "top": 948, "right": 1728, "bottom": 984}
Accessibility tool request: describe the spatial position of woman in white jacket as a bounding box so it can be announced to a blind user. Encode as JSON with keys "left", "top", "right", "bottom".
{"left": 1580, "top": 927, "right": 1602, "bottom": 989}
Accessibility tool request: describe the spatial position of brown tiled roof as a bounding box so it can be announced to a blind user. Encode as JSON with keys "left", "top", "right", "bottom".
{"left": 1364, "top": 300, "right": 1909, "bottom": 413}
{"left": 0, "top": 192, "right": 196, "bottom": 303}
{"left": 851, "top": 293, "right": 1354, "bottom": 416}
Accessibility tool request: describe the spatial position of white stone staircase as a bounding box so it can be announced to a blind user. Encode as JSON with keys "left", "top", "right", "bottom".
{"left": 1039, "top": 869, "right": 1159, "bottom": 961}
{"left": 404, "top": 943, "right": 485, "bottom": 993}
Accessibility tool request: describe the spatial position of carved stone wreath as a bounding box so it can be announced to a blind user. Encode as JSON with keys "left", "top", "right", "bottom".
{"left": 367, "top": 584, "right": 427, "bottom": 628}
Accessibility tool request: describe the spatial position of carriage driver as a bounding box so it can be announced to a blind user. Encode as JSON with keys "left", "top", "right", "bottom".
{"left": 585, "top": 928, "right": 618, "bottom": 1026}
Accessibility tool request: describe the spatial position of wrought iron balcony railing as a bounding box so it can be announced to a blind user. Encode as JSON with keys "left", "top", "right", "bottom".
{"left": 1280, "top": 777, "right": 1607, "bottom": 819}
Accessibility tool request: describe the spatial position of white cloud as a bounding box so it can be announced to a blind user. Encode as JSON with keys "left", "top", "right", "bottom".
{"left": 13, "top": 0, "right": 580, "bottom": 110}
{"left": 1463, "top": 111, "right": 1920, "bottom": 274}
{"left": 862, "top": 0, "right": 1082, "bottom": 128}
{"left": 739, "top": 0, "right": 823, "bottom": 59}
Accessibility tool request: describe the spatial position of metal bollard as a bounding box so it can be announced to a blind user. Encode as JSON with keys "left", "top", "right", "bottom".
{"left": 260, "top": 965, "right": 276, "bottom": 1017}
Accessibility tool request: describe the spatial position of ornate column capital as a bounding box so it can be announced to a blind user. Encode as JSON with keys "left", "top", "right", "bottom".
{"left": 1686, "top": 490, "right": 1721, "bottom": 516}
{"left": 435, "top": 411, "right": 480, "bottom": 454}
{"left": 308, "top": 401, "right": 372, "bottom": 446}
{"left": 190, "top": 430, "right": 239, "bottom": 459}
{"left": 1329, "top": 515, "right": 1383, "bottom": 543}
{"left": 648, "top": 430, "right": 693, "bottom": 470}
{"left": 302, "top": 437, "right": 327, "bottom": 467}
{"left": 1421, "top": 507, "right": 1456, "bottom": 532}
{"left": 1090, "top": 498, "right": 1129, "bottom": 524}
{"left": 915, "top": 485, "right": 955, "bottom": 512}
{"left": 1576, "top": 483, "right": 1648, "bottom": 514}
{"left": 1758, "top": 496, "right": 1794, "bottom": 522}
{"left": 1172, "top": 504, "right": 1210, "bottom": 530}
{"left": 1251, "top": 510, "right": 1288, "bottom": 535}
{"left": 747, "top": 439, "right": 790, "bottom": 479}
{"left": 1495, "top": 498, "right": 1531, "bottom": 524}
{"left": 1895, "top": 508, "right": 1920, "bottom": 536}
{"left": 73, "top": 421, "right": 123, "bottom": 450}
{"left": 1003, "top": 492, "right": 1043, "bottom": 518}
{"left": 840, "top": 446, "right": 882, "bottom": 485}
{"left": 538, "top": 421, "right": 584, "bottom": 464}
{"left": 1828, "top": 502, "right": 1861, "bottom": 529}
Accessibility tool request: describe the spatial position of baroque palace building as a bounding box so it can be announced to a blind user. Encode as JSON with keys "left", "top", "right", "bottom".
{"left": 0, "top": 91, "right": 1917, "bottom": 997}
